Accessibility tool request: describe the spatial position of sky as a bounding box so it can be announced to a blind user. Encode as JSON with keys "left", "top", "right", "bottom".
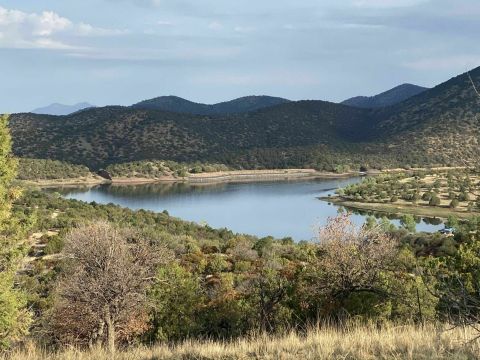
{"left": 1, "top": 0, "right": 480, "bottom": 113}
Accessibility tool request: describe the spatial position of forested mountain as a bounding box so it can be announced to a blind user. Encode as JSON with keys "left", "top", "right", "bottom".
{"left": 9, "top": 67, "right": 480, "bottom": 170}
{"left": 342, "top": 84, "right": 428, "bottom": 108}
{"left": 132, "top": 95, "right": 290, "bottom": 115}
{"left": 31, "top": 102, "right": 95, "bottom": 116}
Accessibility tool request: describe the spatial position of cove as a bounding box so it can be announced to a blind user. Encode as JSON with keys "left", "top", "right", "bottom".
{"left": 48, "top": 177, "right": 444, "bottom": 241}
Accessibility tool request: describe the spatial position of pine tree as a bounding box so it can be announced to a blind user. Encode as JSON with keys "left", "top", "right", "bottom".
{"left": 0, "top": 114, "right": 31, "bottom": 349}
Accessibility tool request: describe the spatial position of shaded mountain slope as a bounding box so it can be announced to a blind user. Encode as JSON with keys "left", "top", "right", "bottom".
{"left": 132, "top": 95, "right": 290, "bottom": 115}
{"left": 342, "top": 84, "right": 428, "bottom": 108}
{"left": 9, "top": 67, "right": 480, "bottom": 170}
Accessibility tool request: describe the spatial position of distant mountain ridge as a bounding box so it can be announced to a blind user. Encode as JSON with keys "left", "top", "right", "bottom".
{"left": 10, "top": 67, "right": 480, "bottom": 171}
{"left": 31, "top": 102, "right": 95, "bottom": 116}
{"left": 132, "top": 95, "right": 290, "bottom": 115}
{"left": 342, "top": 84, "right": 428, "bottom": 108}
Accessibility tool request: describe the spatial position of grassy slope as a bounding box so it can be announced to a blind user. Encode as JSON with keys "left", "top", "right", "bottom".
{"left": 3, "top": 324, "right": 478, "bottom": 359}
{"left": 328, "top": 171, "right": 480, "bottom": 219}
{"left": 325, "top": 196, "right": 480, "bottom": 220}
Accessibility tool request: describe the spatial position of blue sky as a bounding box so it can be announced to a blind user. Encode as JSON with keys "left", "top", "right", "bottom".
{"left": 1, "top": 0, "right": 480, "bottom": 112}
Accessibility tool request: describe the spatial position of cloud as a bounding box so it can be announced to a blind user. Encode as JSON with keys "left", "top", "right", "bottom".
{"left": 403, "top": 55, "right": 480, "bottom": 71}
{"left": 0, "top": 6, "right": 127, "bottom": 49}
{"left": 208, "top": 21, "right": 224, "bottom": 31}
{"left": 352, "top": 0, "right": 429, "bottom": 8}
{"left": 157, "top": 20, "right": 173, "bottom": 26}
{"left": 234, "top": 26, "right": 255, "bottom": 33}
{"left": 77, "top": 23, "right": 129, "bottom": 36}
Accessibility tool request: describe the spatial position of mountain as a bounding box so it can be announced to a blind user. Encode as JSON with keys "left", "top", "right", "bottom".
{"left": 31, "top": 102, "right": 95, "bottom": 116}
{"left": 132, "top": 95, "right": 290, "bottom": 115}
{"left": 9, "top": 67, "right": 480, "bottom": 171}
{"left": 342, "top": 84, "right": 428, "bottom": 108}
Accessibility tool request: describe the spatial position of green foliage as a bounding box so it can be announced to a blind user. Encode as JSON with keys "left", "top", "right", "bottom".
{"left": 0, "top": 115, "right": 32, "bottom": 349}
{"left": 400, "top": 214, "right": 416, "bottom": 233}
{"left": 429, "top": 195, "right": 441, "bottom": 206}
{"left": 449, "top": 199, "right": 459, "bottom": 209}
{"left": 17, "top": 159, "right": 91, "bottom": 180}
{"left": 44, "top": 235, "right": 65, "bottom": 255}
{"left": 9, "top": 186, "right": 480, "bottom": 347}
{"left": 148, "top": 263, "right": 203, "bottom": 341}
{"left": 106, "top": 160, "right": 230, "bottom": 179}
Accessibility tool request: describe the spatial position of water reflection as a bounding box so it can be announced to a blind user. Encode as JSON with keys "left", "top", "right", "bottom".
{"left": 48, "top": 178, "right": 444, "bottom": 241}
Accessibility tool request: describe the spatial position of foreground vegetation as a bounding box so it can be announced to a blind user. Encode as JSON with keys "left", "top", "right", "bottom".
{"left": 2, "top": 113, "right": 480, "bottom": 359}
{"left": 9, "top": 189, "right": 480, "bottom": 353}
{"left": 3, "top": 324, "right": 479, "bottom": 359}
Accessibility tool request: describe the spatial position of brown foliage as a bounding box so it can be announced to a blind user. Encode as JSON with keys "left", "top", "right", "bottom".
{"left": 309, "top": 214, "right": 399, "bottom": 316}
{"left": 49, "top": 221, "right": 172, "bottom": 351}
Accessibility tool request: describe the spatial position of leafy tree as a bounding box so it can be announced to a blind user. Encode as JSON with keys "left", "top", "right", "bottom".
{"left": 400, "top": 214, "right": 416, "bottom": 233}
{"left": 449, "top": 199, "right": 459, "bottom": 209}
{"left": 0, "top": 115, "right": 31, "bottom": 349}
{"left": 423, "top": 231, "right": 480, "bottom": 341}
{"left": 148, "top": 263, "right": 203, "bottom": 341}
{"left": 429, "top": 195, "right": 441, "bottom": 206}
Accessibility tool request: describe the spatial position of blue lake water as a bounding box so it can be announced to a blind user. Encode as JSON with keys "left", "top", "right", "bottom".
{"left": 50, "top": 177, "right": 444, "bottom": 241}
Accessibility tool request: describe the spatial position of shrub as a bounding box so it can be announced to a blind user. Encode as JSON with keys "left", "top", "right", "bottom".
{"left": 449, "top": 199, "right": 460, "bottom": 209}
{"left": 429, "top": 196, "right": 441, "bottom": 206}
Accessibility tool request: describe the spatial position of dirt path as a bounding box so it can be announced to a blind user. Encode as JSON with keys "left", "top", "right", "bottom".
{"left": 17, "top": 211, "right": 61, "bottom": 275}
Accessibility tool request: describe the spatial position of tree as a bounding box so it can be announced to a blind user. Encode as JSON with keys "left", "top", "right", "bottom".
{"left": 50, "top": 221, "right": 172, "bottom": 353}
{"left": 423, "top": 230, "right": 480, "bottom": 342}
{"left": 449, "top": 199, "right": 459, "bottom": 209}
{"left": 429, "top": 195, "right": 441, "bottom": 206}
{"left": 248, "top": 255, "right": 294, "bottom": 333}
{"left": 307, "top": 215, "right": 398, "bottom": 321}
{"left": 0, "top": 114, "right": 31, "bottom": 349}
{"left": 148, "top": 263, "right": 203, "bottom": 341}
{"left": 401, "top": 214, "right": 417, "bottom": 233}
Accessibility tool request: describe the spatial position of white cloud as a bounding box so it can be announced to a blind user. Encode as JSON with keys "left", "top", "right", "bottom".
{"left": 157, "top": 20, "right": 173, "bottom": 26}
{"left": 403, "top": 55, "right": 480, "bottom": 71}
{"left": 234, "top": 26, "right": 255, "bottom": 33}
{"left": 0, "top": 6, "right": 127, "bottom": 50}
{"left": 208, "top": 21, "right": 224, "bottom": 31}
{"left": 352, "top": 0, "right": 428, "bottom": 8}
{"left": 77, "top": 23, "right": 129, "bottom": 36}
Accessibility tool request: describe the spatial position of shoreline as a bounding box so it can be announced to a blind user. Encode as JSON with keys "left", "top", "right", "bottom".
{"left": 20, "top": 169, "right": 361, "bottom": 188}
{"left": 321, "top": 196, "right": 479, "bottom": 220}
{"left": 20, "top": 165, "right": 470, "bottom": 188}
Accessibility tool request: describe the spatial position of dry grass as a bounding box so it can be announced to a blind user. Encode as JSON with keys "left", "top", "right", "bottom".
{"left": 3, "top": 324, "right": 479, "bottom": 360}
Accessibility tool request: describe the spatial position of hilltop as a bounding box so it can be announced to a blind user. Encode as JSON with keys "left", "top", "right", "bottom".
{"left": 31, "top": 102, "right": 95, "bottom": 116}
{"left": 9, "top": 67, "right": 480, "bottom": 170}
{"left": 132, "top": 95, "right": 290, "bottom": 115}
{"left": 342, "top": 83, "right": 428, "bottom": 108}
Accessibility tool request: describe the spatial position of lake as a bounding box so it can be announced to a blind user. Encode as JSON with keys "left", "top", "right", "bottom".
{"left": 50, "top": 177, "right": 444, "bottom": 241}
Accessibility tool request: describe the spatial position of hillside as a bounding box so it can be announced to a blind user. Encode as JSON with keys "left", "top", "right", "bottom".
{"left": 132, "top": 95, "right": 290, "bottom": 115}
{"left": 9, "top": 67, "right": 480, "bottom": 170}
{"left": 342, "top": 83, "right": 428, "bottom": 108}
{"left": 31, "top": 102, "right": 95, "bottom": 116}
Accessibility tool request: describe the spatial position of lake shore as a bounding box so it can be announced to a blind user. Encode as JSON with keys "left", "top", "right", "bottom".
{"left": 20, "top": 169, "right": 361, "bottom": 188}
{"left": 321, "top": 195, "right": 479, "bottom": 220}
